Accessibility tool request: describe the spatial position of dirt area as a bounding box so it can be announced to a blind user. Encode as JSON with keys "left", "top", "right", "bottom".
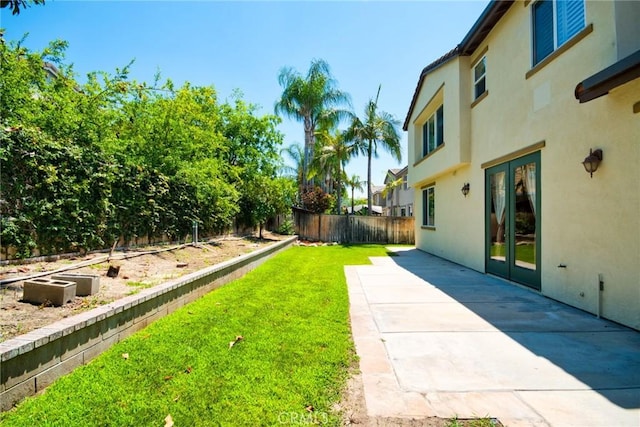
{"left": 0, "top": 232, "right": 287, "bottom": 342}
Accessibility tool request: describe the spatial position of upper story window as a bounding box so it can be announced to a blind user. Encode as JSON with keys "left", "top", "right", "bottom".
{"left": 402, "top": 175, "right": 408, "bottom": 190}
{"left": 532, "top": 0, "right": 585, "bottom": 65}
{"left": 473, "top": 56, "right": 487, "bottom": 99}
{"left": 422, "top": 105, "right": 444, "bottom": 157}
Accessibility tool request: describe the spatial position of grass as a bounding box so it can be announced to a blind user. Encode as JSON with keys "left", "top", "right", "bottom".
{"left": 447, "top": 416, "right": 500, "bottom": 427}
{"left": 125, "top": 280, "right": 157, "bottom": 289}
{"left": 0, "top": 244, "right": 392, "bottom": 427}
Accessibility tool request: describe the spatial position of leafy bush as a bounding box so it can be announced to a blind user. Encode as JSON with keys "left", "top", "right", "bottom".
{"left": 301, "top": 186, "right": 332, "bottom": 213}
{"left": 0, "top": 127, "right": 112, "bottom": 256}
{"left": 276, "top": 218, "right": 295, "bottom": 235}
{"left": 0, "top": 37, "right": 292, "bottom": 258}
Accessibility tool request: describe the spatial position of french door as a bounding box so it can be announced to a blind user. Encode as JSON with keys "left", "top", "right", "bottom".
{"left": 485, "top": 152, "right": 541, "bottom": 290}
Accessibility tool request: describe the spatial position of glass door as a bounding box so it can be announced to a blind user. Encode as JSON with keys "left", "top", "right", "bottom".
{"left": 485, "top": 152, "right": 540, "bottom": 290}
{"left": 486, "top": 163, "right": 509, "bottom": 279}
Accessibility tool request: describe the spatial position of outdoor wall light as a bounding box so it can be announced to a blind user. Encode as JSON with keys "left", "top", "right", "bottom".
{"left": 461, "top": 182, "right": 470, "bottom": 197}
{"left": 582, "top": 148, "right": 603, "bottom": 178}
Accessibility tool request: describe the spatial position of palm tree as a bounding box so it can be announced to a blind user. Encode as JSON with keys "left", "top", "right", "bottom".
{"left": 345, "top": 174, "right": 365, "bottom": 215}
{"left": 345, "top": 85, "right": 402, "bottom": 214}
{"left": 275, "top": 59, "right": 351, "bottom": 190}
{"left": 279, "top": 143, "right": 305, "bottom": 206}
{"left": 315, "top": 127, "right": 356, "bottom": 214}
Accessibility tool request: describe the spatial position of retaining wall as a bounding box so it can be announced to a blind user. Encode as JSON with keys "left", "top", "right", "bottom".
{"left": 0, "top": 236, "right": 297, "bottom": 411}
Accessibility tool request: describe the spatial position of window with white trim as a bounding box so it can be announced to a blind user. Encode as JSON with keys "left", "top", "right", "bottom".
{"left": 402, "top": 175, "right": 408, "bottom": 190}
{"left": 473, "top": 56, "right": 487, "bottom": 99}
{"left": 422, "top": 186, "right": 435, "bottom": 227}
{"left": 532, "top": 0, "right": 585, "bottom": 65}
{"left": 422, "top": 105, "right": 444, "bottom": 157}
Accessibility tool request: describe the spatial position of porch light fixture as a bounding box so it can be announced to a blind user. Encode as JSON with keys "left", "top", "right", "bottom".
{"left": 461, "top": 182, "right": 470, "bottom": 197}
{"left": 582, "top": 148, "right": 603, "bottom": 178}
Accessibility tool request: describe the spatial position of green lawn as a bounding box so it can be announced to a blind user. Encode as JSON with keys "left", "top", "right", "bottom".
{"left": 1, "top": 245, "right": 392, "bottom": 427}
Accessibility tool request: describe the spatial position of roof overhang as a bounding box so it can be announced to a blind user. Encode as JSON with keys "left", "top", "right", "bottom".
{"left": 459, "top": 0, "right": 513, "bottom": 55}
{"left": 403, "top": 1, "right": 514, "bottom": 130}
{"left": 575, "top": 50, "right": 640, "bottom": 103}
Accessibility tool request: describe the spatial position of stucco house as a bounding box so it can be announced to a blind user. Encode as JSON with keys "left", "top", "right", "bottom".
{"left": 383, "top": 166, "right": 414, "bottom": 217}
{"left": 371, "top": 184, "right": 386, "bottom": 209}
{"left": 404, "top": 0, "right": 639, "bottom": 330}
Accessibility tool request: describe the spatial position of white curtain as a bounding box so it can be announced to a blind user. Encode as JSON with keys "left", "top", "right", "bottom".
{"left": 524, "top": 163, "right": 536, "bottom": 217}
{"left": 492, "top": 171, "right": 506, "bottom": 229}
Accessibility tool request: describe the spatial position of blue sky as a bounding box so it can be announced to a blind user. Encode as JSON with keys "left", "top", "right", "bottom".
{"left": 1, "top": 0, "right": 489, "bottom": 196}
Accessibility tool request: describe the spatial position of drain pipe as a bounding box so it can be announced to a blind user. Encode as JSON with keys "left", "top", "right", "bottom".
{"left": 192, "top": 221, "right": 199, "bottom": 246}
{"left": 0, "top": 243, "right": 191, "bottom": 288}
{"left": 0, "top": 255, "right": 109, "bottom": 288}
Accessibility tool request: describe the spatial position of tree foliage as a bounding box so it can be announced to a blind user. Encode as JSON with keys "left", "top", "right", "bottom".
{"left": 0, "top": 37, "right": 289, "bottom": 257}
{"left": 275, "top": 59, "right": 351, "bottom": 195}
{"left": 0, "top": 0, "right": 45, "bottom": 15}
{"left": 300, "top": 186, "right": 332, "bottom": 214}
{"left": 345, "top": 85, "right": 401, "bottom": 214}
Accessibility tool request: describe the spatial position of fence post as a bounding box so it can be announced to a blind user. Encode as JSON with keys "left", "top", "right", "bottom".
{"left": 386, "top": 217, "right": 390, "bottom": 244}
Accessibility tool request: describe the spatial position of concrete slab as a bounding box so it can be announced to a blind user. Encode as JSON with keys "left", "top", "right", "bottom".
{"left": 370, "top": 301, "right": 629, "bottom": 333}
{"left": 347, "top": 248, "right": 640, "bottom": 426}
{"left": 518, "top": 389, "right": 640, "bottom": 427}
{"left": 424, "top": 391, "right": 548, "bottom": 426}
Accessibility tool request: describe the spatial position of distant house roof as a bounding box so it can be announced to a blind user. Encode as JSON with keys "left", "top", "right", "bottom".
{"left": 384, "top": 166, "right": 409, "bottom": 184}
{"left": 403, "top": 0, "right": 514, "bottom": 130}
{"left": 370, "top": 184, "right": 385, "bottom": 194}
{"left": 43, "top": 62, "right": 60, "bottom": 79}
{"left": 347, "top": 204, "right": 383, "bottom": 215}
{"left": 575, "top": 49, "right": 640, "bottom": 103}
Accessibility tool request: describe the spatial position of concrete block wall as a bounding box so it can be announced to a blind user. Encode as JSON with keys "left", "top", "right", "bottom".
{"left": 0, "top": 236, "right": 297, "bottom": 411}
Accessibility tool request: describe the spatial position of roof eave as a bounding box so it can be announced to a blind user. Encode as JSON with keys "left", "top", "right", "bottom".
{"left": 575, "top": 49, "right": 640, "bottom": 103}
{"left": 403, "top": 1, "right": 514, "bottom": 131}
{"left": 402, "top": 47, "right": 460, "bottom": 131}
{"left": 459, "top": 1, "right": 514, "bottom": 55}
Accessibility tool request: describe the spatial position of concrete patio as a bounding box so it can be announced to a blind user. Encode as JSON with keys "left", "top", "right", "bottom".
{"left": 346, "top": 248, "right": 640, "bottom": 426}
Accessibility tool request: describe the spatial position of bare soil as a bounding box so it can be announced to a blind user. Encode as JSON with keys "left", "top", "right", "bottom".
{"left": 0, "top": 232, "right": 286, "bottom": 342}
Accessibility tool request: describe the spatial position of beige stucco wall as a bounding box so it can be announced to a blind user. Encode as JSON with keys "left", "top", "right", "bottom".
{"left": 408, "top": 1, "right": 640, "bottom": 330}
{"left": 408, "top": 55, "right": 485, "bottom": 272}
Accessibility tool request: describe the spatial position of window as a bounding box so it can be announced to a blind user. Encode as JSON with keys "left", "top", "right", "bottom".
{"left": 403, "top": 175, "right": 408, "bottom": 190}
{"left": 532, "top": 0, "right": 585, "bottom": 65}
{"left": 401, "top": 207, "right": 406, "bottom": 217}
{"left": 422, "top": 186, "right": 435, "bottom": 227}
{"left": 422, "top": 105, "right": 444, "bottom": 157}
{"left": 474, "top": 56, "right": 486, "bottom": 99}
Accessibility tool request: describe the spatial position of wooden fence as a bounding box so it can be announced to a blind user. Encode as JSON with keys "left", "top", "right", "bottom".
{"left": 293, "top": 209, "right": 415, "bottom": 244}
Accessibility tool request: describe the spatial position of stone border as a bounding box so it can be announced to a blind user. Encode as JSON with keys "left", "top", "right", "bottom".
{"left": 0, "top": 236, "right": 297, "bottom": 411}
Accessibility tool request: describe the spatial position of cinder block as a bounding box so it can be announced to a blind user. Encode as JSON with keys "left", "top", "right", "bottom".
{"left": 1, "top": 379, "right": 35, "bottom": 412}
{"left": 35, "top": 352, "right": 84, "bottom": 392}
{"left": 83, "top": 334, "right": 118, "bottom": 364}
{"left": 23, "top": 278, "right": 76, "bottom": 306}
{"left": 1, "top": 338, "right": 61, "bottom": 389}
{"left": 51, "top": 273, "right": 100, "bottom": 296}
